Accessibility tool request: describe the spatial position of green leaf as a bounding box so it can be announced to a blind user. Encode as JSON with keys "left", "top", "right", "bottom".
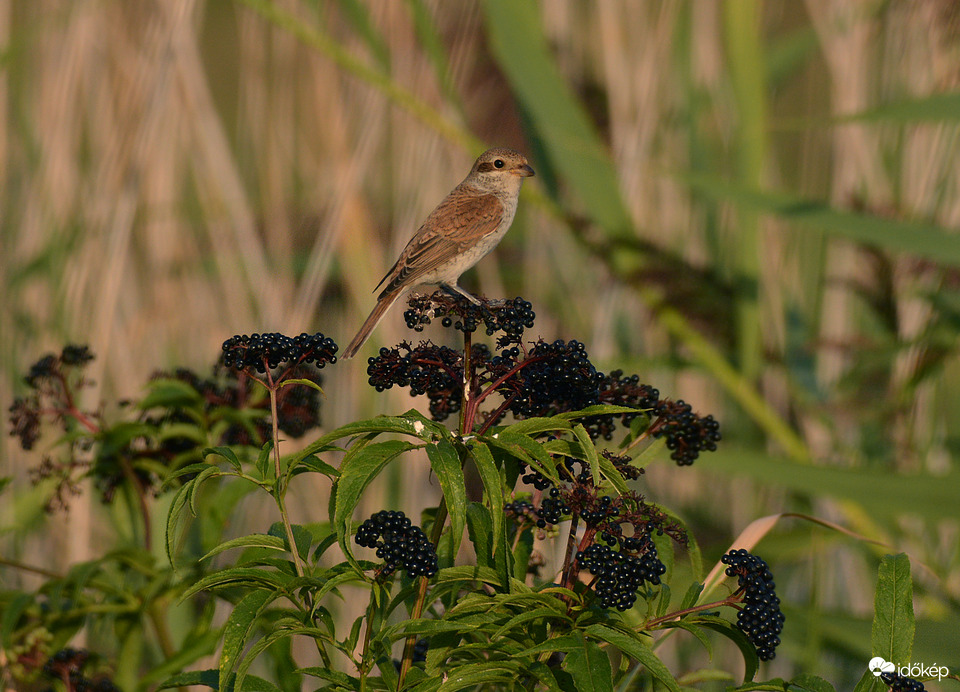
{"left": 693, "top": 615, "right": 759, "bottom": 684}
{"left": 278, "top": 377, "right": 324, "bottom": 394}
{"left": 468, "top": 442, "right": 504, "bottom": 564}
{"left": 492, "top": 607, "right": 572, "bottom": 640}
{"left": 180, "top": 567, "right": 293, "bottom": 601}
{"left": 200, "top": 533, "right": 287, "bottom": 561}
{"left": 333, "top": 439, "right": 417, "bottom": 570}
{"left": 188, "top": 465, "right": 223, "bottom": 517}
{"left": 203, "top": 446, "right": 243, "bottom": 473}
{"left": 433, "top": 565, "right": 503, "bottom": 587}
{"left": 234, "top": 628, "right": 296, "bottom": 691}
{"left": 563, "top": 634, "right": 613, "bottom": 692}
{"left": 157, "top": 670, "right": 219, "bottom": 689}
{"left": 488, "top": 430, "right": 558, "bottom": 482}
{"left": 788, "top": 673, "right": 838, "bottom": 692}
{"left": 165, "top": 481, "right": 192, "bottom": 568}
{"left": 503, "top": 415, "right": 573, "bottom": 436}
{"left": 584, "top": 624, "right": 680, "bottom": 692}
{"left": 255, "top": 441, "right": 273, "bottom": 480}
{"left": 852, "top": 669, "right": 886, "bottom": 692}
{"left": 571, "top": 423, "right": 601, "bottom": 487}
{"left": 426, "top": 439, "right": 466, "bottom": 557}
{"left": 139, "top": 378, "right": 204, "bottom": 410}
{"left": 1, "top": 593, "right": 32, "bottom": 646}
{"left": 872, "top": 553, "right": 914, "bottom": 664}
{"left": 297, "top": 667, "right": 362, "bottom": 688}
{"left": 268, "top": 522, "right": 313, "bottom": 561}
{"left": 287, "top": 453, "right": 339, "bottom": 480}
{"left": 220, "top": 590, "right": 277, "bottom": 680}
{"left": 297, "top": 410, "right": 447, "bottom": 461}
{"left": 438, "top": 660, "right": 521, "bottom": 690}
{"left": 466, "top": 503, "right": 492, "bottom": 569}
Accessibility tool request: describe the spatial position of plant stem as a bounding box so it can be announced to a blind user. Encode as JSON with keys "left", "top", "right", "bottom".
{"left": 643, "top": 592, "right": 742, "bottom": 630}
{"left": 266, "top": 373, "right": 305, "bottom": 578}
{"left": 398, "top": 322, "right": 477, "bottom": 691}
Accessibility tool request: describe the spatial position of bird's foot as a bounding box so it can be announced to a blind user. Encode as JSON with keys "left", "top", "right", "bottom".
{"left": 440, "top": 283, "right": 481, "bottom": 306}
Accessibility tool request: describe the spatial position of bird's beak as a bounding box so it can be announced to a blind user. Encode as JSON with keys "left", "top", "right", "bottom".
{"left": 513, "top": 163, "right": 535, "bottom": 178}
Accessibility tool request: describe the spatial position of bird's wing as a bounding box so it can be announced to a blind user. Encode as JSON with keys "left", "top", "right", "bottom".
{"left": 375, "top": 188, "right": 504, "bottom": 296}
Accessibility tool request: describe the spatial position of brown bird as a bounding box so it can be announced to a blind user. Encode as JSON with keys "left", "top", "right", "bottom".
{"left": 342, "top": 148, "right": 534, "bottom": 359}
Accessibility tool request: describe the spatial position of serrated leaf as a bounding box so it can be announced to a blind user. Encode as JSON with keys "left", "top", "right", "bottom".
{"left": 503, "top": 415, "right": 573, "bottom": 436}
{"left": 297, "top": 667, "right": 361, "bottom": 687}
{"left": 492, "top": 607, "right": 572, "bottom": 640}
{"left": 1, "top": 593, "right": 32, "bottom": 646}
{"left": 488, "top": 431, "right": 557, "bottom": 482}
{"left": 563, "top": 634, "right": 613, "bottom": 692}
{"left": 693, "top": 615, "right": 759, "bottom": 684}
{"left": 788, "top": 673, "right": 838, "bottom": 692}
{"left": 572, "top": 423, "right": 601, "bottom": 487}
{"left": 438, "top": 660, "right": 521, "bottom": 690}
{"left": 872, "top": 553, "right": 914, "bottom": 664}
{"left": 287, "top": 453, "right": 339, "bottom": 480}
{"left": 165, "top": 482, "right": 192, "bottom": 568}
{"left": 188, "top": 465, "right": 223, "bottom": 517}
{"left": 234, "top": 628, "right": 296, "bottom": 691}
{"left": 333, "top": 439, "right": 418, "bottom": 570}
{"left": 267, "top": 522, "right": 313, "bottom": 561}
{"left": 156, "top": 669, "right": 219, "bottom": 689}
{"left": 278, "top": 377, "right": 324, "bottom": 394}
{"left": 852, "top": 669, "right": 886, "bottom": 692}
{"left": 200, "top": 533, "right": 287, "bottom": 561}
{"left": 138, "top": 379, "right": 203, "bottom": 410}
{"left": 220, "top": 590, "right": 276, "bottom": 679}
{"left": 203, "top": 446, "right": 243, "bottom": 472}
{"left": 433, "top": 565, "right": 503, "bottom": 587}
{"left": 296, "top": 410, "right": 447, "bottom": 461}
{"left": 516, "top": 633, "right": 585, "bottom": 657}
{"left": 584, "top": 624, "right": 680, "bottom": 692}
{"left": 465, "top": 503, "right": 492, "bottom": 569}
{"left": 180, "top": 567, "right": 292, "bottom": 601}
{"left": 255, "top": 441, "right": 273, "bottom": 480}
{"left": 468, "top": 442, "right": 504, "bottom": 563}
{"left": 426, "top": 439, "right": 466, "bottom": 557}
{"left": 680, "top": 582, "right": 704, "bottom": 610}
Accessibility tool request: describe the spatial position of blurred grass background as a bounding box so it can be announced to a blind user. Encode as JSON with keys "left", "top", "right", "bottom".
{"left": 2, "top": 0, "right": 960, "bottom": 688}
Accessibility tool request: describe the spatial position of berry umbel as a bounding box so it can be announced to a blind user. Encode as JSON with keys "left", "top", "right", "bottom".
{"left": 367, "top": 293, "right": 722, "bottom": 461}
{"left": 355, "top": 510, "right": 439, "bottom": 579}
{"left": 880, "top": 671, "right": 925, "bottom": 692}
{"left": 721, "top": 549, "right": 785, "bottom": 660}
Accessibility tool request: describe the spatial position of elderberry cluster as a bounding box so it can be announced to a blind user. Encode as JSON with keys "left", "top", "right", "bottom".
{"left": 403, "top": 292, "right": 535, "bottom": 345}
{"left": 498, "top": 340, "right": 603, "bottom": 418}
{"left": 392, "top": 638, "right": 430, "bottom": 671}
{"left": 649, "top": 400, "right": 721, "bottom": 466}
{"left": 221, "top": 332, "right": 338, "bottom": 373}
{"left": 355, "top": 510, "right": 438, "bottom": 579}
{"left": 9, "top": 345, "right": 95, "bottom": 451}
{"left": 41, "top": 647, "right": 119, "bottom": 691}
{"left": 365, "top": 343, "right": 462, "bottom": 420}
{"left": 576, "top": 531, "right": 666, "bottom": 611}
{"left": 721, "top": 549, "right": 784, "bottom": 661}
{"left": 880, "top": 672, "right": 925, "bottom": 692}
{"left": 365, "top": 295, "right": 722, "bottom": 464}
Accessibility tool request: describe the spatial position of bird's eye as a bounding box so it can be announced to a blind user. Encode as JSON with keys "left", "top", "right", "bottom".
{"left": 494, "top": 159, "right": 505, "bottom": 168}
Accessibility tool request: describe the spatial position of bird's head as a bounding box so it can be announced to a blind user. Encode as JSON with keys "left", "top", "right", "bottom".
{"left": 467, "top": 148, "right": 535, "bottom": 194}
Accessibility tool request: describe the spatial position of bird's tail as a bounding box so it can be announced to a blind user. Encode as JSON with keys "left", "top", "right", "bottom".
{"left": 342, "top": 290, "right": 402, "bottom": 359}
